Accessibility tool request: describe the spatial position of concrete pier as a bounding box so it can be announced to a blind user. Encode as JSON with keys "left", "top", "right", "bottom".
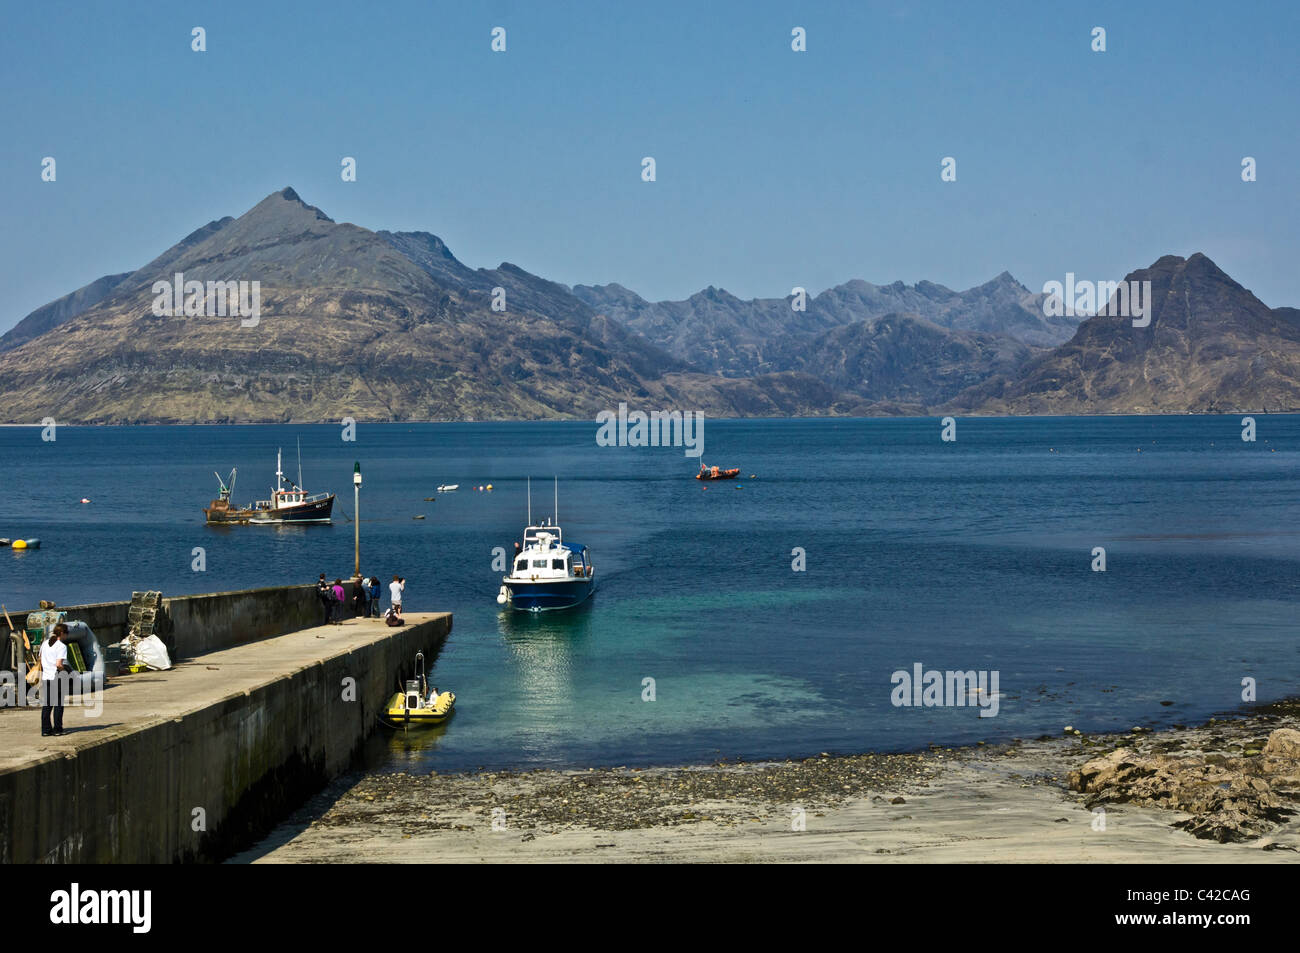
{"left": 0, "top": 610, "right": 452, "bottom": 863}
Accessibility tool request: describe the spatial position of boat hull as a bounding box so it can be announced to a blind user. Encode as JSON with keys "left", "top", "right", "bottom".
{"left": 205, "top": 494, "right": 335, "bottom": 524}
{"left": 379, "top": 691, "right": 455, "bottom": 727}
{"left": 502, "top": 577, "right": 596, "bottom": 612}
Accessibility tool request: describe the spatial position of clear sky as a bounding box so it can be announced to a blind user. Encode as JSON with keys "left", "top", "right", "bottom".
{"left": 2, "top": 0, "right": 1297, "bottom": 334}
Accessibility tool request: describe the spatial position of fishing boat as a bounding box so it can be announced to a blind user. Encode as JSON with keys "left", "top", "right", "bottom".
{"left": 380, "top": 652, "right": 455, "bottom": 728}
{"left": 497, "top": 478, "right": 596, "bottom": 612}
{"left": 696, "top": 464, "right": 741, "bottom": 480}
{"left": 203, "top": 445, "right": 335, "bottom": 524}
{"left": 437, "top": 484, "right": 459, "bottom": 493}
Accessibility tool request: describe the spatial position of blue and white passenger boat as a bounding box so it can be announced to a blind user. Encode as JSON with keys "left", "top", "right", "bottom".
{"left": 497, "top": 479, "right": 596, "bottom": 612}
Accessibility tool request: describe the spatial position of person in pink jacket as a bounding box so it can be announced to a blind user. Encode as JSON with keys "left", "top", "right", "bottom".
{"left": 331, "top": 578, "right": 346, "bottom": 624}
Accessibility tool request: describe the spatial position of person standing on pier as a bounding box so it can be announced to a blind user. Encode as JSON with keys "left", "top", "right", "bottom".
{"left": 331, "top": 578, "right": 346, "bottom": 624}
{"left": 40, "top": 623, "right": 71, "bottom": 737}
{"left": 367, "top": 576, "right": 382, "bottom": 617}
{"left": 316, "top": 573, "right": 333, "bottom": 626}
{"left": 352, "top": 574, "right": 368, "bottom": 618}
{"left": 389, "top": 575, "right": 404, "bottom": 619}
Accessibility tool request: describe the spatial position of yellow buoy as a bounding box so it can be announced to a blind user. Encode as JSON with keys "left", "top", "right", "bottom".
{"left": 12, "top": 539, "right": 27, "bottom": 550}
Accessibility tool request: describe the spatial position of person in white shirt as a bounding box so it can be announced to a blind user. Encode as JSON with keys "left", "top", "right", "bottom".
{"left": 389, "top": 575, "right": 404, "bottom": 617}
{"left": 40, "top": 623, "right": 71, "bottom": 737}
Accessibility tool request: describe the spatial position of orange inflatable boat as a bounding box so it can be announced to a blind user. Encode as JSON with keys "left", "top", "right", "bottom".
{"left": 696, "top": 465, "right": 741, "bottom": 480}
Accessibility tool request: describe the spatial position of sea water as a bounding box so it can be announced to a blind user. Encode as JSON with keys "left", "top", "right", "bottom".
{"left": 3, "top": 416, "right": 1298, "bottom": 772}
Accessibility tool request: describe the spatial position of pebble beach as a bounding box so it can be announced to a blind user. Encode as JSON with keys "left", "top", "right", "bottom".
{"left": 236, "top": 701, "right": 1300, "bottom": 863}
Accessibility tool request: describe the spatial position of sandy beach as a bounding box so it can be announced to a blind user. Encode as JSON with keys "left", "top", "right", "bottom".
{"left": 235, "top": 702, "right": 1300, "bottom": 864}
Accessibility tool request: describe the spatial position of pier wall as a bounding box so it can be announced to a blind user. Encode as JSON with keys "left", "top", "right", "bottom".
{"left": 0, "top": 609, "right": 451, "bottom": 864}
{"left": 8, "top": 582, "right": 362, "bottom": 660}
{"left": 164, "top": 583, "right": 356, "bottom": 655}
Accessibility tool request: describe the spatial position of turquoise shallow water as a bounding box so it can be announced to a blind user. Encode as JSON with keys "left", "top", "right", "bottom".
{"left": 3, "top": 416, "right": 1299, "bottom": 772}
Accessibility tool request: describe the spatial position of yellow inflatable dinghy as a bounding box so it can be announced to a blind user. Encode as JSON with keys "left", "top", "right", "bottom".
{"left": 381, "top": 688, "right": 455, "bottom": 727}
{"left": 380, "top": 650, "right": 454, "bottom": 727}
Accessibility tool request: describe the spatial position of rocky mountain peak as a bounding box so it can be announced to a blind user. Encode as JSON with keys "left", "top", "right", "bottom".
{"left": 242, "top": 187, "right": 335, "bottom": 226}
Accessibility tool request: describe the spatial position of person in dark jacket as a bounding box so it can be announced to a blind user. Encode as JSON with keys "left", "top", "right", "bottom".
{"left": 316, "top": 573, "right": 333, "bottom": 626}
{"left": 367, "top": 576, "right": 382, "bottom": 617}
{"left": 352, "top": 573, "right": 368, "bottom": 618}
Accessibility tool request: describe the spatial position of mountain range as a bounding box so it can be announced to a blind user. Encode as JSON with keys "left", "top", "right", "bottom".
{"left": 0, "top": 188, "right": 1293, "bottom": 423}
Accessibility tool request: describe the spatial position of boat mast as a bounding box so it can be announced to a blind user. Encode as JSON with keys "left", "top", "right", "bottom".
{"left": 554, "top": 475, "right": 558, "bottom": 525}
{"left": 297, "top": 437, "right": 303, "bottom": 491}
{"left": 527, "top": 476, "right": 532, "bottom": 526}
{"left": 275, "top": 448, "right": 284, "bottom": 493}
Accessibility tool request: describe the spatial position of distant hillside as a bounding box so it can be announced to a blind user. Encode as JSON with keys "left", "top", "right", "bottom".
{"left": 945, "top": 254, "right": 1300, "bottom": 415}
{"left": 0, "top": 271, "right": 132, "bottom": 352}
{"left": 571, "top": 270, "right": 1073, "bottom": 379}
{"left": 0, "top": 189, "right": 843, "bottom": 423}
{"left": 772, "top": 312, "right": 1033, "bottom": 407}
{"left": 1, "top": 214, "right": 236, "bottom": 353}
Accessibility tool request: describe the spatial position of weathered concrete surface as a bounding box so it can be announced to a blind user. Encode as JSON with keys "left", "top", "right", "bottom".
{"left": 0, "top": 612, "right": 451, "bottom": 863}
{"left": 7, "top": 582, "right": 363, "bottom": 660}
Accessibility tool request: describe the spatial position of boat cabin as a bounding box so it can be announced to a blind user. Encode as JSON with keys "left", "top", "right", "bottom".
{"left": 255, "top": 487, "right": 316, "bottom": 509}
{"left": 511, "top": 525, "right": 592, "bottom": 579}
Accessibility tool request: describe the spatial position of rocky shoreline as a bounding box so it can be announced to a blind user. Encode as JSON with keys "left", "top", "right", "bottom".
{"left": 1067, "top": 700, "right": 1300, "bottom": 844}
{"left": 236, "top": 701, "right": 1300, "bottom": 863}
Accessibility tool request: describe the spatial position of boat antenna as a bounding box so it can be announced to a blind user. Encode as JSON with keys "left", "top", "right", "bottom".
{"left": 527, "top": 476, "right": 532, "bottom": 526}
{"left": 554, "top": 475, "right": 558, "bottom": 525}
{"left": 297, "top": 437, "right": 303, "bottom": 491}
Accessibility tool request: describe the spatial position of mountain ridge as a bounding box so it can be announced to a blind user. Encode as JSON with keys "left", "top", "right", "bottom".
{"left": 0, "top": 189, "right": 846, "bottom": 423}
{"left": 2, "top": 189, "right": 1293, "bottom": 422}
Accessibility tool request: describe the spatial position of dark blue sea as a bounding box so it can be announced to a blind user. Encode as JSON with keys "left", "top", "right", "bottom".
{"left": 3, "top": 417, "right": 1299, "bottom": 773}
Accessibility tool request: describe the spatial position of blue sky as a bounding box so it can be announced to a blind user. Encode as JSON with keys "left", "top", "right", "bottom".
{"left": 3, "top": 0, "right": 1297, "bottom": 333}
